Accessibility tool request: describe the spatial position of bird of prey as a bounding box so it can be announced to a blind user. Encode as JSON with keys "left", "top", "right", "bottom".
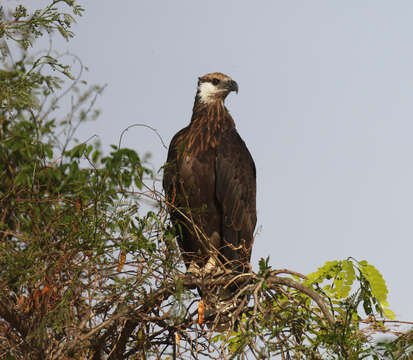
{"left": 163, "top": 72, "right": 256, "bottom": 280}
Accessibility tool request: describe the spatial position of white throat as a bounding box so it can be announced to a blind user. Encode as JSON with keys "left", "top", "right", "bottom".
{"left": 198, "top": 82, "right": 223, "bottom": 104}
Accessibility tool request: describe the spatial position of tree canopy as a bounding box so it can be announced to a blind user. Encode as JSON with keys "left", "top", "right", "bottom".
{"left": 0, "top": 2, "right": 412, "bottom": 359}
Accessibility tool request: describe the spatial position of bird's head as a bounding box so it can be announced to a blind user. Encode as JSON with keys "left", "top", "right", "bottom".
{"left": 196, "top": 72, "right": 238, "bottom": 105}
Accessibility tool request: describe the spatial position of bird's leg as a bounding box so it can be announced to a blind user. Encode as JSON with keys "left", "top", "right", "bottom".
{"left": 203, "top": 256, "right": 217, "bottom": 274}
{"left": 183, "top": 262, "right": 201, "bottom": 289}
{"left": 187, "top": 261, "right": 201, "bottom": 276}
{"left": 203, "top": 256, "right": 224, "bottom": 276}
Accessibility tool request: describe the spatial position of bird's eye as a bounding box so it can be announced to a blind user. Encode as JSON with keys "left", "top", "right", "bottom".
{"left": 211, "top": 78, "right": 220, "bottom": 85}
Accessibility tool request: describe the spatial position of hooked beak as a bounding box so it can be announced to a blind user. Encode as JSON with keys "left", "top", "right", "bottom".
{"left": 225, "top": 79, "right": 239, "bottom": 94}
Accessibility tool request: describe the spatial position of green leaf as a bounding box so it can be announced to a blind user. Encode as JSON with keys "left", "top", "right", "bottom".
{"left": 359, "top": 262, "right": 388, "bottom": 302}
{"left": 69, "top": 143, "right": 86, "bottom": 158}
{"left": 358, "top": 260, "right": 394, "bottom": 318}
{"left": 383, "top": 307, "right": 396, "bottom": 320}
{"left": 62, "top": 70, "right": 75, "bottom": 80}
{"left": 342, "top": 259, "right": 355, "bottom": 285}
{"left": 92, "top": 149, "right": 101, "bottom": 163}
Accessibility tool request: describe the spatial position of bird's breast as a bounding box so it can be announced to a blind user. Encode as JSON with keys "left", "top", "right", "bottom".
{"left": 180, "top": 154, "right": 194, "bottom": 180}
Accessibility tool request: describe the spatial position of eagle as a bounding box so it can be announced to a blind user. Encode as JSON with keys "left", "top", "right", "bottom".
{"left": 163, "top": 72, "right": 256, "bottom": 281}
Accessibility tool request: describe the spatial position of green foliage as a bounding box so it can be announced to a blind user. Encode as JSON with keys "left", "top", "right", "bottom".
{"left": 306, "top": 258, "right": 395, "bottom": 320}
{"left": 0, "top": 2, "right": 172, "bottom": 358}
{"left": 374, "top": 330, "right": 413, "bottom": 360}
{"left": 219, "top": 258, "right": 402, "bottom": 359}
{"left": 306, "top": 259, "right": 355, "bottom": 299}
{"left": 1, "top": 1, "right": 84, "bottom": 48}
{"left": 258, "top": 255, "right": 270, "bottom": 275}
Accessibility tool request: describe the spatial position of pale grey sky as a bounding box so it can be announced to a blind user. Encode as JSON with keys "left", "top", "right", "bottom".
{"left": 15, "top": 1, "right": 413, "bottom": 322}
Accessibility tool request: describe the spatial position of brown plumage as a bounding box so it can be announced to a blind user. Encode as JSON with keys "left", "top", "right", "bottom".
{"left": 163, "top": 72, "right": 256, "bottom": 278}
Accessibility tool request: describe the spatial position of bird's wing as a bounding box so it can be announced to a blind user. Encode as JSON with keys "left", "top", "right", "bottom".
{"left": 215, "top": 129, "right": 257, "bottom": 271}
{"left": 162, "top": 127, "right": 188, "bottom": 201}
